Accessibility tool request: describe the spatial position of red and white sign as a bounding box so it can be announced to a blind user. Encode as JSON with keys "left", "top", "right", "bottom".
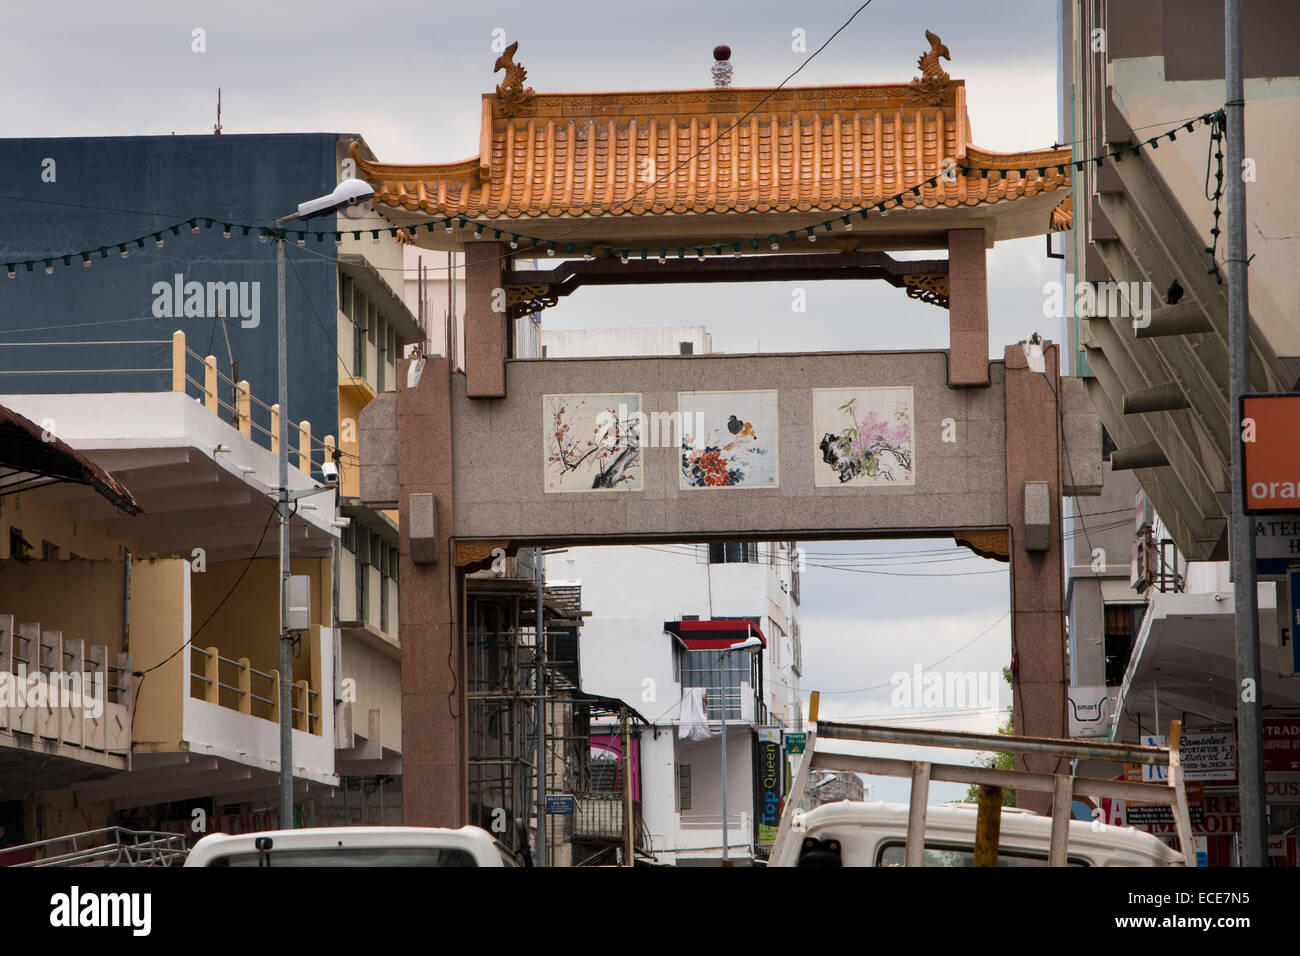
{"left": 1243, "top": 394, "right": 1300, "bottom": 513}
{"left": 1263, "top": 718, "right": 1300, "bottom": 774}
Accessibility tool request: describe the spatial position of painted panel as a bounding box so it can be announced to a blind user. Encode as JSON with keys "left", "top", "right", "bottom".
{"left": 813, "top": 387, "right": 915, "bottom": 487}
{"left": 543, "top": 393, "right": 643, "bottom": 492}
{"left": 678, "top": 389, "right": 779, "bottom": 489}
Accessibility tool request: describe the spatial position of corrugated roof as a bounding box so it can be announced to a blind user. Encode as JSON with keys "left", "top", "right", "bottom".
{"left": 0, "top": 404, "right": 143, "bottom": 514}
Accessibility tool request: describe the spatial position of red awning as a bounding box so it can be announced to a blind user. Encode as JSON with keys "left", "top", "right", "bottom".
{"left": 663, "top": 619, "right": 766, "bottom": 650}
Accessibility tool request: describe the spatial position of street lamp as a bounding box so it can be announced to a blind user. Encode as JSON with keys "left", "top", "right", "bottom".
{"left": 717, "top": 632, "right": 762, "bottom": 866}
{"left": 272, "top": 179, "right": 374, "bottom": 828}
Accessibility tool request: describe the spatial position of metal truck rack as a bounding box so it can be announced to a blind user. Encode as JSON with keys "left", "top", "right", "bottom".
{"left": 3, "top": 827, "right": 188, "bottom": 867}
{"left": 771, "top": 692, "right": 1195, "bottom": 867}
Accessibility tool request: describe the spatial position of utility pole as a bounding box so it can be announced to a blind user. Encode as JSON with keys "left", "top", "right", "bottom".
{"left": 620, "top": 705, "right": 634, "bottom": 867}
{"left": 534, "top": 548, "right": 547, "bottom": 867}
{"left": 719, "top": 648, "right": 729, "bottom": 866}
{"left": 275, "top": 232, "right": 293, "bottom": 829}
{"left": 269, "top": 178, "right": 374, "bottom": 830}
{"left": 1224, "top": 0, "right": 1266, "bottom": 867}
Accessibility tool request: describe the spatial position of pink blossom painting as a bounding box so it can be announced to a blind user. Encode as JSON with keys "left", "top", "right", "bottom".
{"left": 812, "top": 387, "right": 915, "bottom": 487}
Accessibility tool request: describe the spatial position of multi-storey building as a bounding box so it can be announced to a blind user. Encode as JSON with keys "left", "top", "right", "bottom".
{"left": 0, "top": 131, "right": 418, "bottom": 846}
{"left": 1059, "top": 0, "right": 1300, "bottom": 865}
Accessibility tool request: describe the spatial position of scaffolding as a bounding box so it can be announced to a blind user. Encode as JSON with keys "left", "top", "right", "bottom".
{"left": 465, "top": 563, "right": 650, "bottom": 866}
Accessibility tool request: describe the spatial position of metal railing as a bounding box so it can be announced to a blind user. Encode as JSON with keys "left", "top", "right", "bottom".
{"left": 4, "top": 827, "right": 187, "bottom": 867}
{"left": 189, "top": 644, "right": 321, "bottom": 735}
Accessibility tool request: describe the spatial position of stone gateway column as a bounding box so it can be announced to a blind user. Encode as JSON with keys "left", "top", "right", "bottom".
{"left": 1003, "top": 341, "right": 1068, "bottom": 815}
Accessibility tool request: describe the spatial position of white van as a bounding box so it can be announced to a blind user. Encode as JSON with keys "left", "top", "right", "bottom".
{"left": 184, "top": 825, "right": 520, "bottom": 867}
{"left": 771, "top": 801, "right": 1184, "bottom": 867}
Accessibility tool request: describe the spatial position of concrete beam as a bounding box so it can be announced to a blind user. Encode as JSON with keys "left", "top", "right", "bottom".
{"left": 1104, "top": 152, "right": 1283, "bottom": 392}
{"left": 464, "top": 242, "right": 507, "bottom": 398}
{"left": 1122, "top": 382, "right": 1190, "bottom": 415}
{"left": 946, "top": 229, "right": 989, "bottom": 387}
{"left": 1082, "top": 350, "right": 1222, "bottom": 557}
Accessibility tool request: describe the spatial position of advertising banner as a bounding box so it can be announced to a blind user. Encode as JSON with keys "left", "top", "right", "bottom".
{"left": 1181, "top": 731, "right": 1237, "bottom": 781}
{"left": 756, "top": 729, "right": 783, "bottom": 846}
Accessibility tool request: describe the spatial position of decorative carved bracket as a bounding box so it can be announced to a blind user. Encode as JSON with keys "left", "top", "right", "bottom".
{"left": 902, "top": 273, "right": 950, "bottom": 309}
{"left": 954, "top": 530, "right": 1010, "bottom": 562}
{"left": 455, "top": 539, "right": 510, "bottom": 568}
{"left": 506, "top": 283, "right": 558, "bottom": 320}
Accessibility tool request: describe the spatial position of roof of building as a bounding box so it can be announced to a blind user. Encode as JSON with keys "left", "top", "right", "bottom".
{"left": 354, "top": 35, "right": 1072, "bottom": 246}
{"left": 0, "top": 404, "right": 143, "bottom": 514}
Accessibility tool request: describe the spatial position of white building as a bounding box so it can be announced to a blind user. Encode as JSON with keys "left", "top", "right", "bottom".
{"left": 542, "top": 325, "right": 801, "bottom": 867}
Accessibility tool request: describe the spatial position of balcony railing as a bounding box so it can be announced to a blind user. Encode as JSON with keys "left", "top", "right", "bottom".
{"left": 189, "top": 645, "right": 321, "bottom": 735}
{"left": 573, "top": 793, "right": 643, "bottom": 847}
{"left": 0, "top": 613, "right": 131, "bottom": 757}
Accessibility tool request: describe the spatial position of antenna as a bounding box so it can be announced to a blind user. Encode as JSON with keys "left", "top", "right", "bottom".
{"left": 214, "top": 88, "right": 223, "bottom": 135}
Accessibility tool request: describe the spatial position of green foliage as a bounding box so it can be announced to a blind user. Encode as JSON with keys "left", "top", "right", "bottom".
{"left": 963, "top": 666, "right": 1015, "bottom": 805}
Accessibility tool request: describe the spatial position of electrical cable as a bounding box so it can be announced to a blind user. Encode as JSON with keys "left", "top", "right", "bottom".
{"left": 131, "top": 500, "right": 281, "bottom": 715}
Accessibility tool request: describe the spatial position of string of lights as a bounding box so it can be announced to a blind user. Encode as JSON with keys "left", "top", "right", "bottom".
{"left": 4, "top": 110, "right": 1225, "bottom": 281}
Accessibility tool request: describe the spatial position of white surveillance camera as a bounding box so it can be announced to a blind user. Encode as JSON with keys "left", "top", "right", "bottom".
{"left": 321, "top": 460, "right": 339, "bottom": 484}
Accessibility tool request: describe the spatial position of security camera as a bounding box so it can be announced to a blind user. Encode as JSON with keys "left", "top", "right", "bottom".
{"left": 294, "top": 179, "right": 375, "bottom": 221}
{"left": 321, "top": 460, "right": 339, "bottom": 484}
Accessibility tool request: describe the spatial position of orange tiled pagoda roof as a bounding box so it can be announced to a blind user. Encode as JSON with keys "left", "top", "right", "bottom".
{"left": 355, "top": 49, "right": 1072, "bottom": 243}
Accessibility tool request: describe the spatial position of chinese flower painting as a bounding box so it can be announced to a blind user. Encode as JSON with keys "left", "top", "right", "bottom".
{"left": 813, "top": 387, "right": 915, "bottom": 487}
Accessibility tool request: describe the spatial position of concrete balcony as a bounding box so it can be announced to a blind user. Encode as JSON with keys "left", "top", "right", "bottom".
{"left": 0, "top": 612, "right": 132, "bottom": 800}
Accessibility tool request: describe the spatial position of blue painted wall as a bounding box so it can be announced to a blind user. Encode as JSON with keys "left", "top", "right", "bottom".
{"left": 0, "top": 133, "right": 349, "bottom": 477}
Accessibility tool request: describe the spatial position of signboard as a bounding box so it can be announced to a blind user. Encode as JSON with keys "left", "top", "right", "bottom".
{"left": 1268, "top": 834, "right": 1287, "bottom": 857}
{"left": 756, "top": 729, "right": 783, "bottom": 846}
{"left": 1181, "top": 731, "right": 1237, "bottom": 781}
{"left": 1242, "top": 394, "right": 1300, "bottom": 513}
{"left": 1141, "top": 735, "right": 1168, "bottom": 783}
{"left": 1135, "top": 487, "right": 1152, "bottom": 534}
{"left": 1068, "top": 686, "right": 1113, "bottom": 739}
{"left": 1285, "top": 569, "right": 1300, "bottom": 676}
{"left": 784, "top": 732, "right": 807, "bottom": 754}
{"left": 1253, "top": 515, "right": 1300, "bottom": 577}
{"left": 1263, "top": 717, "right": 1300, "bottom": 774}
{"left": 546, "top": 794, "right": 575, "bottom": 815}
{"left": 1100, "top": 782, "right": 1206, "bottom": 833}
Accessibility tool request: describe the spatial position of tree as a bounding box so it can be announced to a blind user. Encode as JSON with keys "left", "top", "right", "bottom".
{"left": 963, "top": 666, "right": 1015, "bottom": 806}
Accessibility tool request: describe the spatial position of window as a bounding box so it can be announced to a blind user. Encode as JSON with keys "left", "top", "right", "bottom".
{"left": 376, "top": 319, "right": 386, "bottom": 392}
{"left": 590, "top": 748, "right": 619, "bottom": 792}
{"left": 677, "top": 648, "right": 753, "bottom": 720}
{"left": 355, "top": 556, "right": 367, "bottom": 622}
{"left": 42, "top": 540, "right": 60, "bottom": 560}
{"left": 877, "top": 842, "right": 1087, "bottom": 867}
{"left": 9, "top": 528, "right": 31, "bottom": 561}
{"left": 708, "top": 541, "right": 760, "bottom": 564}
{"left": 1104, "top": 604, "right": 1143, "bottom": 687}
{"left": 340, "top": 273, "right": 352, "bottom": 316}
{"left": 792, "top": 622, "right": 803, "bottom": 676}
{"left": 380, "top": 569, "right": 389, "bottom": 633}
{"left": 679, "top": 341, "right": 693, "bottom": 355}
{"left": 352, "top": 287, "right": 366, "bottom": 378}
{"left": 676, "top": 764, "right": 691, "bottom": 811}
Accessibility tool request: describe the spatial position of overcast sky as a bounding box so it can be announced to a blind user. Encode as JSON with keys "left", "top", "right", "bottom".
{"left": 4, "top": 0, "right": 1065, "bottom": 804}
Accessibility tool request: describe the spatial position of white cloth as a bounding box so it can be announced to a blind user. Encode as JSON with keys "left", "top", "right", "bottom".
{"left": 679, "top": 688, "right": 714, "bottom": 741}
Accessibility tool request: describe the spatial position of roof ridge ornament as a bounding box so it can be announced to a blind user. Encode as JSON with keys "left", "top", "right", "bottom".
{"left": 494, "top": 41, "right": 536, "bottom": 118}
{"left": 908, "top": 29, "right": 951, "bottom": 107}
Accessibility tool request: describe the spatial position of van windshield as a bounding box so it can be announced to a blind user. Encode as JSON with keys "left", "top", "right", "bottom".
{"left": 208, "top": 847, "right": 478, "bottom": 867}
{"left": 877, "top": 843, "right": 1088, "bottom": 867}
